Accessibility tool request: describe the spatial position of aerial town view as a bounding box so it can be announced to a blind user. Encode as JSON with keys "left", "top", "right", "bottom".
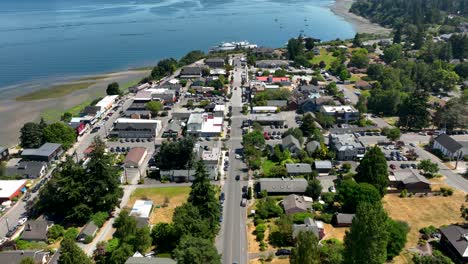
{"left": 0, "top": 0, "right": 467, "bottom": 264}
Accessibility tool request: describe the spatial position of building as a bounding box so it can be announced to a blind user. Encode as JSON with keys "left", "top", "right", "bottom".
{"left": 282, "top": 135, "right": 302, "bottom": 156}
{"left": 187, "top": 113, "right": 223, "bottom": 137}
{"left": 162, "top": 120, "right": 182, "bottom": 138}
{"left": 21, "top": 143, "right": 63, "bottom": 163}
{"left": 129, "top": 83, "right": 151, "bottom": 93}
{"left": 20, "top": 220, "right": 53, "bottom": 241}
{"left": 134, "top": 90, "right": 153, "bottom": 103}
{"left": 252, "top": 106, "right": 278, "bottom": 113}
{"left": 433, "top": 133, "right": 465, "bottom": 159}
{"left": 69, "top": 120, "right": 88, "bottom": 137}
{"left": 388, "top": 169, "right": 431, "bottom": 193}
{"left": 0, "top": 180, "right": 27, "bottom": 202}
{"left": 179, "top": 67, "right": 203, "bottom": 79}
{"left": 199, "top": 147, "right": 221, "bottom": 180}
{"left": 150, "top": 89, "right": 176, "bottom": 104}
{"left": 0, "top": 147, "right": 9, "bottom": 161}
{"left": 259, "top": 178, "right": 308, "bottom": 195}
{"left": 95, "top": 95, "right": 119, "bottom": 111}
{"left": 124, "top": 147, "right": 148, "bottom": 168}
{"left": 250, "top": 114, "right": 285, "bottom": 126}
{"left": 439, "top": 225, "right": 468, "bottom": 263}
{"left": 306, "top": 141, "right": 321, "bottom": 155}
{"left": 286, "top": 163, "right": 312, "bottom": 176}
{"left": 83, "top": 105, "right": 103, "bottom": 119}
{"left": 205, "top": 58, "right": 225, "bottom": 68}
{"left": 0, "top": 250, "right": 50, "bottom": 264}
{"left": 5, "top": 159, "right": 47, "bottom": 179}
{"left": 329, "top": 134, "right": 366, "bottom": 161}
{"left": 111, "top": 118, "right": 162, "bottom": 138}
{"left": 130, "top": 200, "right": 153, "bottom": 227}
{"left": 213, "top": 104, "right": 225, "bottom": 117}
{"left": 313, "top": 160, "right": 332, "bottom": 174}
{"left": 266, "top": 100, "right": 288, "bottom": 108}
{"left": 282, "top": 194, "right": 312, "bottom": 215}
{"left": 292, "top": 217, "right": 325, "bottom": 240}
{"left": 160, "top": 169, "right": 196, "bottom": 183}
{"left": 320, "top": 105, "right": 360, "bottom": 123}
{"left": 333, "top": 213, "right": 355, "bottom": 227}
{"left": 125, "top": 257, "right": 177, "bottom": 264}
{"left": 299, "top": 97, "right": 334, "bottom": 113}
{"left": 125, "top": 102, "right": 152, "bottom": 119}
{"left": 77, "top": 221, "right": 99, "bottom": 242}
{"left": 354, "top": 80, "right": 372, "bottom": 90}
{"left": 255, "top": 60, "right": 289, "bottom": 68}
{"left": 256, "top": 75, "right": 290, "bottom": 83}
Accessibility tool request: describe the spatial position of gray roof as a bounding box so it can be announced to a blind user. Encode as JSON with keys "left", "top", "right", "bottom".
{"left": 306, "top": 141, "right": 321, "bottom": 153}
{"left": 125, "top": 257, "right": 177, "bottom": 264}
{"left": 165, "top": 121, "right": 182, "bottom": 132}
{"left": 335, "top": 213, "right": 355, "bottom": 224}
{"left": 0, "top": 250, "right": 50, "bottom": 264}
{"left": 434, "top": 133, "right": 463, "bottom": 153}
{"left": 79, "top": 221, "right": 99, "bottom": 237}
{"left": 6, "top": 160, "right": 46, "bottom": 178}
{"left": 251, "top": 114, "right": 286, "bottom": 122}
{"left": 205, "top": 58, "right": 225, "bottom": 63}
{"left": 292, "top": 218, "right": 321, "bottom": 239}
{"left": 21, "top": 220, "right": 51, "bottom": 241}
{"left": 266, "top": 100, "right": 288, "bottom": 107}
{"left": 329, "top": 134, "right": 365, "bottom": 151}
{"left": 282, "top": 135, "right": 301, "bottom": 150}
{"left": 439, "top": 225, "right": 468, "bottom": 258}
{"left": 22, "top": 143, "right": 62, "bottom": 158}
{"left": 298, "top": 85, "right": 320, "bottom": 93}
{"left": 314, "top": 160, "right": 332, "bottom": 170}
{"left": 286, "top": 163, "right": 312, "bottom": 174}
{"left": 392, "top": 169, "right": 431, "bottom": 185}
{"left": 180, "top": 66, "right": 202, "bottom": 76}
{"left": 259, "top": 178, "right": 308, "bottom": 193}
{"left": 283, "top": 194, "right": 311, "bottom": 213}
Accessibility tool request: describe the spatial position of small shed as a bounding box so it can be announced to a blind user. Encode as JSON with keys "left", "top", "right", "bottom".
{"left": 333, "top": 213, "right": 355, "bottom": 227}
{"left": 77, "top": 221, "right": 99, "bottom": 242}
{"left": 313, "top": 160, "right": 332, "bottom": 174}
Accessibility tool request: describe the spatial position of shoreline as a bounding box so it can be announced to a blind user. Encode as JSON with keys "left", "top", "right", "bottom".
{"left": 330, "top": 0, "right": 391, "bottom": 35}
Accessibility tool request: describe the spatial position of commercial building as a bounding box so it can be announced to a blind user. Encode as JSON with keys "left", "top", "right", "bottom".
{"left": 160, "top": 169, "right": 196, "bottom": 183}
{"left": 432, "top": 133, "right": 466, "bottom": 159}
{"left": 95, "top": 95, "right": 119, "bottom": 111}
{"left": 111, "top": 118, "right": 161, "bottom": 138}
{"left": 252, "top": 106, "right": 278, "bottom": 113}
{"left": 255, "top": 60, "right": 289, "bottom": 68}
{"left": 0, "top": 180, "right": 27, "bottom": 202}
{"left": 129, "top": 83, "right": 151, "bottom": 93}
{"left": 256, "top": 75, "right": 290, "bottom": 83}
{"left": 258, "top": 178, "right": 308, "bottom": 195}
{"left": 124, "top": 147, "right": 148, "bottom": 168}
{"left": 179, "top": 67, "right": 203, "bottom": 79}
{"left": 162, "top": 120, "right": 182, "bottom": 138}
{"left": 213, "top": 104, "right": 225, "bottom": 117}
{"left": 250, "top": 114, "right": 285, "bottom": 126}
{"left": 205, "top": 58, "right": 225, "bottom": 68}
{"left": 150, "top": 88, "right": 176, "bottom": 104}
{"left": 21, "top": 143, "right": 63, "bottom": 163}
{"left": 199, "top": 147, "right": 221, "bottom": 180}
{"left": 187, "top": 113, "right": 223, "bottom": 137}
{"left": 329, "top": 134, "right": 366, "bottom": 161}
{"left": 320, "top": 105, "right": 360, "bottom": 123}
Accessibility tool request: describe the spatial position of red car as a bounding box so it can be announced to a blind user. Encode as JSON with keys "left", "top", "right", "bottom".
{"left": 390, "top": 164, "right": 396, "bottom": 170}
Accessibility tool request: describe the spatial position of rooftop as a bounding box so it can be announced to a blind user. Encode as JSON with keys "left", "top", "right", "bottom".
{"left": 0, "top": 180, "right": 27, "bottom": 199}
{"left": 130, "top": 200, "right": 153, "bottom": 218}
{"left": 314, "top": 160, "right": 332, "bottom": 170}
{"left": 283, "top": 194, "right": 312, "bottom": 212}
{"left": 124, "top": 147, "right": 147, "bottom": 165}
{"left": 434, "top": 133, "right": 463, "bottom": 153}
{"left": 285, "top": 163, "right": 312, "bottom": 174}
{"left": 440, "top": 225, "right": 468, "bottom": 258}
{"left": 202, "top": 147, "right": 221, "bottom": 161}
{"left": 321, "top": 105, "right": 358, "bottom": 113}
{"left": 114, "top": 118, "right": 160, "bottom": 124}
{"left": 330, "top": 134, "right": 365, "bottom": 151}
{"left": 390, "top": 169, "right": 431, "bottom": 185}
{"left": 22, "top": 143, "right": 62, "bottom": 158}
{"left": 259, "top": 178, "right": 308, "bottom": 193}
{"left": 95, "top": 95, "right": 119, "bottom": 108}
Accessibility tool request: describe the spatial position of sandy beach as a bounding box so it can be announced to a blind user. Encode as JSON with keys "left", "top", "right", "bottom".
{"left": 331, "top": 0, "right": 391, "bottom": 35}
{"left": 0, "top": 70, "right": 149, "bottom": 147}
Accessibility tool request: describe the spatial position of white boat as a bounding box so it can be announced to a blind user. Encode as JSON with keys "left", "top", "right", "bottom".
{"left": 210, "top": 41, "right": 258, "bottom": 52}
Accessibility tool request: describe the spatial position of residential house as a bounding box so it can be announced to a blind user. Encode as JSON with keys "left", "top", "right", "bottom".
{"left": 282, "top": 194, "right": 312, "bottom": 215}
{"left": 329, "top": 134, "right": 366, "bottom": 161}
{"left": 160, "top": 169, "right": 196, "bottom": 183}
{"left": 205, "top": 58, "right": 225, "bottom": 68}
{"left": 266, "top": 100, "right": 288, "bottom": 108}
{"left": 320, "top": 105, "right": 360, "bottom": 123}
{"left": 179, "top": 67, "right": 203, "bottom": 79}
{"left": 354, "top": 80, "right": 372, "bottom": 90}
{"left": 255, "top": 60, "right": 289, "bottom": 68}
{"left": 299, "top": 96, "right": 334, "bottom": 113}
{"left": 292, "top": 217, "right": 325, "bottom": 240}
{"left": 77, "top": 221, "right": 99, "bottom": 242}
{"left": 20, "top": 220, "right": 53, "bottom": 242}
{"left": 124, "top": 147, "right": 148, "bottom": 168}
{"left": 388, "top": 169, "right": 431, "bottom": 193}
{"left": 259, "top": 178, "right": 308, "bottom": 195}
{"left": 282, "top": 135, "right": 302, "bottom": 156}
{"left": 313, "top": 160, "right": 332, "bottom": 174}
{"left": 111, "top": 118, "right": 162, "bottom": 138}
{"left": 433, "top": 133, "right": 465, "bottom": 159}
{"left": 5, "top": 159, "right": 47, "bottom": 179}
{"left": 252, "top": 106, "right": 278, "bottom": 113}
{"left": 21, "top": 143, "right": 63, "bottom": 163}
{"left": 125, "top": 257, "right": 177, "bottom": 264}
{"left": 162, "top": 120, "right": 182, "bottom": 138}
{"left": 0, "top": 180, "right": 27, "bottom": 203}
{"left": 286, "top": 163, "right": 312, "bottom": 176}
{"left": 0, "top": 250, "right": 50, "bottom": 264}
{"left": 306, "top": 141, "right": 321, "bottom": 155}
{"left": 333, "top": 213, "right": 355, "bottom": 227}
{"left": 439, "top": 225, "right": 468, "bottom": 263}
{"left": 0, "top": 147, "right": 9, "bottom": 161}
{"left": 130, "top": 200, "right": 153, "bottom": 228}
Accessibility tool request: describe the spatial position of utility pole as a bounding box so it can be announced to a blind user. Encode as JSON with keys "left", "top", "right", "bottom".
{"left": 5, "top": 218, "right": 10, "bottom": 231}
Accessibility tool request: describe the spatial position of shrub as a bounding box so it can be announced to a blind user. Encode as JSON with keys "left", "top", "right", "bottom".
{"left": 47, "top": 224, "right": 65, "bottom": 240}
{"left": 91, "top": 211, "right": 109, "bottom": 228}
{"left": 255, "top": 224, "right": 266, "bottom": 234}
{"left": 312, "top": 202, "right": 324, "bottom": 211}
{"left": 292, "top": 212, "right": 314, "bottom": 224}
{"left": 63, "top": 228, "right": 79, "bottom": 240}
{"left": 254, "top": 218, "right": 266, "bottom": 226}
{"left": 419, "top": 225, "right": 438, "bottom": 240}
{"left": 321, "top": 192, "right": 336, "bottom": 205}
{"left": 399, "top": 189, "right": 407, "bottom": 198}
{"left": 84, "top": 235, "right": 94, "bottom": 244}
{"left": 440, "top": 187, "right": 454, "bottom": 196}
{"left": 256, "top": 232, "right": 265, "bottom": 242}
{"left": 315, "top": 213, "right": 333, "bottom": 224}
{"left": 259, "top": 241, "right": 267, "bottom": 251}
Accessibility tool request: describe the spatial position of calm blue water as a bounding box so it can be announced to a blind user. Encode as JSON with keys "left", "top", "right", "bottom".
{"left": 0, "top": 0, "right": 355, "bottom": 89}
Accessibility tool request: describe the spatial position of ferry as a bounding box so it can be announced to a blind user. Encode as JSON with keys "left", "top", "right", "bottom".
{"left": 209, "top": 41, "right": 258, "bottom": 52}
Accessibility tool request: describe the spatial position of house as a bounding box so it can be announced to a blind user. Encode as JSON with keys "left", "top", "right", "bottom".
{"left": 124, "top": 147, "right": 148, "bottom": 168}
{"left": 306, "top": 141, "right": 321, "bottom": 155}
{"left": 255, "top": 60, "right": 289, "bottom": 68}
{"left": 77, "top": 221, "right": 99, "bottom": 242}
{"left": 150, "top": 89, "right": 176, "bottom": 104}
{"left": 179, "top": 67, "right": 203, "bottom": 79}
{"left": 21, "top": 143, "right": 63, "bottom": 163}
{"left": 329, "top": 134, "right": 366, "bottom": 161}
{"left": 292, "top": 217, "right": 325, "bottom": 240}
{"left": 439, "top": 225, "right": 468, "bottom": 263}
{"left": 282, "top": 135, "right": 302, "bottom": 156}
{"left": 333, "top": 213, "right": 355, "bottom": 227}
{"left": 252, "top": 106, "right": 278, "bottom": 113}
{"left": 205, "top": 58, "right": 225, "bottom": 68}
{"left": 125, "top": 257, "right": 177, "bottom": 264}
{"left": 0, "top": 147, "right": 9, "bottom": 161}
{"left": 20, "top": 220, "right": 53, "bottom": 241}
{"left": 130, "top": 200, "right": 153, "bottom": 228}
{"left": 432, "top": 133, "right": 465, "bottom": 159}
{"left": 388, "top": 169, "right": 431, "bottom": 193}
{"left": 286, "top": 163, "right": 312, "bottom": 176}
{"left": 187, "top": 113, "right": 223, "bottom": 137}
{"left": 162, "top": 120, "right": 182, "bottom": 138}
{"left": 282, "top": 194, "right": 312, "bottom": 215}
{"left": 111, "top": 118, "right": 162, "bottom": 138}
{"left": 266, "top": 100, "right": 288, "bottom": 108}
{"left": 0, "top": 180, "right": 27, "bottom": 202}
{"left": 299, "top": 96, "right": 334, "bottom": 113}
{"left": 313, "top": 160, "right": 332, "bottom": 174}
{"left": 354, "top": 80, "right": 372, "bottom": 90}
{"left": 160, "top": 169, "right": 196, "bottom": 182}
{"left": 259, "top": 178, "right": 308, "bottom": 195}
{"left": 320, "top": 105, "right": 360, "bottom": 123}
{"left": 0, "top": 250, "right": 50, "bottom": 264}
{"left": 5, "top": 159, "right": 47, "bottom": 179}
{"left": 298, "top": 84, "right": 320, "bottom": 94}
{"left": 250, "top": 114, "right": 285, "bottom": 126}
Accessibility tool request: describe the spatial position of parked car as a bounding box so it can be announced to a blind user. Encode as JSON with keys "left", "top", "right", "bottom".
{"left": 390, "top": 164, "right": 396, "bottom": 170}
{"left": 235, "top": 154, "right": 242, "bottom": 159}
{"left": 18, "top": 217, "right": 27, "bottom": 226}
{"left": 235, "top": 175, "right": 240, "bottom": 181}
{"left": 409, "top": 143, "right": 416, "bottom": 147}
{"left": 275, "top": 249, "right": 291, "bottom": 256}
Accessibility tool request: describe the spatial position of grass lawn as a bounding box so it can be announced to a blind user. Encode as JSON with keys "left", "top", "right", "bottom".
{"left": 250, "top": 258, "right": 290, "bottom": 264}
{"left": 262, "top": 159, "right": 277, "bottom": 175}
{"left": 310, "top": 49, "right": 337, "bottom": 70}
{"left": 16, "top": 82, "right": 95, "bottom": 101}
{"left": 382, "top": 116, "right": 399, "bottom": 126}
{"left": 127, "top": 186, "right": 190, "bottom": 224}
{"left": 41, "top": 99, "right": 93, "bottom": 122}
{"left": 383, "top": 192, "right": 465, "bottom": 249}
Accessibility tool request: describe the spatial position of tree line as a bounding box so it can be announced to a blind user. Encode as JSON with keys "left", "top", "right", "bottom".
{"left": 20, "top": 118, "right": 76, "bottom": 150}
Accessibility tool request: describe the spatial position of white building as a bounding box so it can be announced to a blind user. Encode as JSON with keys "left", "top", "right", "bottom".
{"left": 320, "top": 105, "right": 360, "bottom": 123}
{"left": 213, "top": 105, "right": 226, "bottom": 117}
{"left": 95, "top": 95, "right": 119, "bottom": 111}
{"left": 200, "top": 147, "right": 221, "bottom": 180}
{"left": 252, "top": 106, "right": 278, "bottom": 113}
{"left": 187, "top": 113, "right": 223, "bottom": 137}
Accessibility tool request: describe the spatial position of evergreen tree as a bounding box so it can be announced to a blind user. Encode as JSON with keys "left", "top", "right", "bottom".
{"left": 106, "top": 82, "right": 121, "bottom": 95}
{"left": 174, "top": 235, "right": 221, "bottom": 264}
{"left": 355, "top": 146, "right": 388, "bottom": 196}
{"left": 299, "top": 113, "right": 317, "bottom": 137}
{"left": 58, "top": 237, "right": 93, "bottom": 264}
{"left": 353, "top": 33, "right": 362, "bottom": 47}
{"left": 290, "top": 231, "right": 320, "bottom": 264}
{"left": 393, "top": 27, "right": 402, "bottom": 44}
{"left": 42, "top": 122, "right": 77, "bottom": 149}
{"left": 20, "top": 122, "right": 44, "bottom": 148}
{"left": 398, "top": 90, "right": 430, "bottom": 130}
{"left": 386, "top": 220, "right": 409, "bottom": 260}
{"left": 344, "top": 202, "right": 389, "bottom": 264}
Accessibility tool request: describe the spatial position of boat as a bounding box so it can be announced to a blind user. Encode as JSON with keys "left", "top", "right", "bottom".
{"left": 209, "top": 41, "right": 258, "bottom": 52}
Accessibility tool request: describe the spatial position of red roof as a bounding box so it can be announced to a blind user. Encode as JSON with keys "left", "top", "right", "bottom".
{"left": 256, "top": 75, "right": 290, "bottom": 83}
{"left": 124, "top": 147, "right": 147, "bottom": 165}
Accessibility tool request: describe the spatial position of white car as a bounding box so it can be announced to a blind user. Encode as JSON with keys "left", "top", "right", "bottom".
{"left": 18, "top": 217, "right": 27, "bottom": 226}
{"left": 235, "top": 154, "right": 242, "bottom": 159}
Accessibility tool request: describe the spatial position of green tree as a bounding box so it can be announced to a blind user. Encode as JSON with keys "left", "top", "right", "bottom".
{"left": 337, "top": 180, "right": 382, "bottom": 213}
{"left": 151, "top": 223, "right": 178, "bottom": 252}
{"left": 325, "top": 82, "right": 338, "bottom": 96}
{"left": 156, "top": 138, "right": 195, "bottom": 170}
{"left": 151, "top": 58, "right": 178, "bottom": 80}
{"left": 350, "top": 49, "right": 369, "bottom": 68}
{"left": 417, "top": 159, "right": 439, "bottom": 175}
{"left": 256, "top": 197, "right": 283, "bottom": 219}
{"left": 109, "top": 243, "right": 134, "bottom": 264}
{"left": 133, "top": 227, "right": 152, "bottom": 253}
{"left": 43, "top": 122, "right": 76, "bottom": 149}
{"left": 61, "top": 112, "right": 73, "bottom": 123}
{"left": 305, "top": 38, "right": 315, "bottom": 50}
{"left": 58, "top": 237, "right": 93, "bottom": 264}
{"left": 320, "top": 239, "right": 344, "bottom": 264}
{"left": 315, "top": 113, "right": 335, "bottom": 128}
{"left": 179, "top": 50, "right": 205, "bottom": 66}
{"left": 269, "top": 214, "right": 294, "bottom": 246}
{"left": 355, "top": 146, "right": 388, "bottom": 196}
{"left": 343, "top": 202, "right": 389, "bottom": 264}
{"left": 382, "top": 44, "right": 402, "bottom": 64}
{"left": 242, "top": 130, "right": 265, "bottom": 149}
{"left": 113, "top": 210, "right": 138, "bottom": 243}
{"left": 398, "top": 91, "right": 430, "bottom": 130}
{"left": 352, "top": 33, "right": 362, "bottom": 47}
{"left": 172, "top": 203, "right": 212, "bottom": 239}
{"left": 20, "top": 122, "right": 44, "bottom": 148}
{"left": 48, "top": 224, "right": 65, "bottom": 240}
{"left": 300, "top": 113, "right": 317, "bottom": 137}
{"left": 386, "top": 220, "right": 409, "bottom": 260}
{"left": 174, "top": 235, "right": 221, "bottom": 264}
{"left": 287, "top": 37, "right": 305, "bottom": 60}
{"left": 91, "top": 211, "right": 109, "bottom": 228}
{"left": 290, "top": 231, "right": 320, "bottom": 264}
{"left": 393, "top": 27, "right": 402, "bottom": 44}
{"left": 145, "top": 101, "right": 163, "bottom": 116}
{"left": 106, "top": 82, "right": 121, "bottom": 95}
{"left": 385, "top": 127, "right": 401, "bottom": 141}
{"left": 305, "top": 179, "right": 322, "bottom": 200}
{"left": 282, "top": 128, "right": 304, "bottom": 144}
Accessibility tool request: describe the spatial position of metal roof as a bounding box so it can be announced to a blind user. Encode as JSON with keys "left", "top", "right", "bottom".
{"left": 259, "top": 178, "right": 308, "bottom": 193}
